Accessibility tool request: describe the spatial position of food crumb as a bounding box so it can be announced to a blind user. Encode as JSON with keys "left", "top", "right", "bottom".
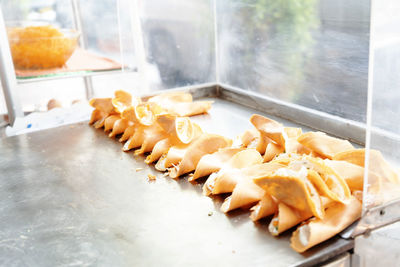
{"left": 208, "top": 211, "right": 213, "bottom": 216}
{"left": 148, "top": 174, "right": 156, "bottom": 181}
{"left": 136, "top": 168, "right": 143, "bottom": 172}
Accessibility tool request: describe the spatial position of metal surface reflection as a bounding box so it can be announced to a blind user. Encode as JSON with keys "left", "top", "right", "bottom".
{"left": 0, "top": 98, "right": 352, "bottom": 266}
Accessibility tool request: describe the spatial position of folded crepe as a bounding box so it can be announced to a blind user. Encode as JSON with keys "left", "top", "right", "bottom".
{"left": 288, "top": 156, "right": 351, "bottom": 204}
{"left": 156, "top": 144, "right": 188, "bottom": 171}
{"left": 89, "top": 90, "right": 134, "bottom": 128}
{"left": 155, "top": 114, "right": 201, "bottom": 144}
{"left": 291, "top": 196, "right": 362, "bottom": 253}
{"left": 169, "top": 134, "right": 232, "bottom": 178}
{"left": 148, "top": 117, "right": 203, "bottom": 166}
{"left": 284, "top": 127, "right": 302, "bottom": 139}
{"left": 132, "top": 112, "right": 200, "bottom": 156}
{"left": 206, "top": 162, "right": 283, "bottom": 197}
{"left": 283, "top": 127, "right": 312, "bottom": 155}
{"left": 167, "top": 101, "right": 214, "bottom": 117}
{"left": 240, "top": 129, "right": 259, "bottom": 147}
{"left": 249, "top": 193, "right": 278, "bottom": 221}
{"left": 93, "top": 114, "right": 108, "bottom": 129}
{"left": 202, "top": 149, "right": 264, "bottom": 195}
{"left": 268, "top": 197, "right": 334, "bottom": 236}
{"left": 237, "top": 128, "right": 271, "bottom": 155}
{"left": 109, "top": 118, "right": 132, "bottom": 138}
{"left": 325, "top": 160, "right": 382, "bottom": 193}
{"left": 297, "top": 131, "right": 354, "bottom": 159}
{"left": 254, "top": 166, "right": 325, "bottom": 219}
{"left": 89, "top": 97, "right": 115, "bottom": 114}
{"left": 148, "top": 91, "right": 213, "bottom": 117}
{"left": 89, "top": 109, "right": 108, "bottom": 125}
{"left": 134, "top": 126, "right": 169, "bottom": 155}
{"left": 121, "top": 102, "right": 163, "bottom": 126}
{"left": 147, "top": 91, "right": 193, "bottom": 105}
{"left": 220, "top": 162, "right": 288, "bottom": 213}
{"left": 204, "top": 169, "right": 241, "bottom": 196}
{"left": 145, "top": 138, "right": 172, "bottom": 164}
{"left": 123, "top": 124, "right": 164, "bottom": 152}
{"left": 190, "top": 147, "right": 244, "bottom": 181}
{"left": 111, "top": 90, "right": 136, "bottom": 113}
{"left": 250, "top": 114, "right": 286, "bottom": 147}
{"left": 220, "top": 176, "right": 265, "bottom": 213}
{"left": 263, "top": 143, "right": 284, "bottom": 163}
{"left": 104, "top": 115, "right": 120, "bottom": 132}
{"left": 119, "top": 125, "right": 136, "bottom": 143}
{"left": 333, "top": 149, "right": 399, "bottom": 184}
{"left": 271, "top": 153, "right": 302, "bottom": 166}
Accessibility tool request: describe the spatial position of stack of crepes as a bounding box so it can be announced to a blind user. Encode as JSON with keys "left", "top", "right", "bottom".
{"left": 89, "top": 90, "right": 400, "bottom": 253}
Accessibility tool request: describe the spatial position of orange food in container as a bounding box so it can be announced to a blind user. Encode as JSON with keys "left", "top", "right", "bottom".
{"left": 7, "top": 25, "right": 79, "bottom": 69}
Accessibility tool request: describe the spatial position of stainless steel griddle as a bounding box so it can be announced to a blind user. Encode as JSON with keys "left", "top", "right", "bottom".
{"left": 0, "top": 84, "right": 355, "bottom": 267}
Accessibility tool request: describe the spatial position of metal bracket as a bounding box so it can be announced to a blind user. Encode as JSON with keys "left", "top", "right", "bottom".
{"left": 351, "top": 198, "right": 400, "bottom": 237}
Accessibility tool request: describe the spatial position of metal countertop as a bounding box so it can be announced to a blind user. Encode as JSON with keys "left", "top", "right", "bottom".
{"left": 0, "top": 98, "right": 352, "bottom": 267}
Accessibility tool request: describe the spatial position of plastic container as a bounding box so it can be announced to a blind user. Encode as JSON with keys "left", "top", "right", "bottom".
{"left": 6, "top": 23, "right": 79, "bottom": 69}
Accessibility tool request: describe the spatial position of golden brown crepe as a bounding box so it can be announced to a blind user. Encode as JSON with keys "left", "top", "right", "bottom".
{"left": 204, "top": 169, "right": 241, "bottom": 196}
{"left": 145, "top": 138, "right": 172, "bottom": 164}
{"left": 291, "top": 196, "right": 362, "bottom": 253}
{"left": 285, "top": 127, "right": 302, "bottom": 139}
{"left": 93, "top": 115, "right": 108, "bottom": 129}
{"left": 121, "top": 102, "right": 163, "bottom": 127}
{"left": 250, "top": 114, "right": 286, "bottom": 147}
{"left": 238, "top": 128, "right": 271, "bottom": 155}
{"left": 148, "top": 91, "right": 193, "bottom": 105}
{"left": 220, "top": 162, "right": 288, "bottom": 213}
{"left": 155, "top": 114, "right": 201, "bottom": 144}
{"left": 111, "top": 90, "right": 134, "bottom": 113}
{"left": 109, "top": 119, "right": 132, "bottom": 138}
{"left": 287, "top": 156, "right": 351, "bottom": 204}
{"left": 122, "top": 124, "right": 165, "bottom": 153}
{"left": 271, "top": 153, "right": 301, "bottom": 166}
{"left": 249, "top": 193, "right": 277, "bottom": 221}
{"left": 152, "top": 123, "right": 203, "bottom": 170}
{"left": 104, "top": 115, "right": 120, "bottom": 132}
{"left": 283, "top": 127, "right": 312, "bottom": 155}
{"left": 220, "top": 174, "right": 265, "bottom": 213}
{"left": 207, "top": 162, "right": 283, "bottom": 196}
{"left": 325, "top": 160, "right": 382, "bottom": 193}
{"left": 169, "top": 134, "right": 232, "bottom": 178}
{"left": 89, "top": 98, "right": 115, "bottom": 114}
{"left": 268, "top": 197, "right": 334, "bottom": 236}
{"left": 254, "top": 166, "right": 325, "bottom": 219}
{"left": 119, "top": 125, "right": 136, "bottom": 143}
{"left": 333, "top": 149, "right": 399, "bottom": 184}
{"left": 202, "top": 149, "right": 264, "bottom": 195}
{"left": 240, "top": 129, "right": 260, "bottom": 148}
{"left": 134, "top": 125, "right": 169, "bottom": 155}
{"left": 263, "top": 143, "right": 284, "bottom": 162}
{"left": 89, "top": 109, "right": 108, "bottom": 125}
{"left": 297, "top": 131, "right": 354, "bottom": 159}
{"left": 167, "top": 101, "right": 214, "bottom": 117}
{"left": 190, "top": 147, "right": 244, "bottom": 181}
{"left": 148, "top": 91, "right": 213, "bottom": 116}
{"left": 156, "top": 144, "right": 188, "bottom": 171}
